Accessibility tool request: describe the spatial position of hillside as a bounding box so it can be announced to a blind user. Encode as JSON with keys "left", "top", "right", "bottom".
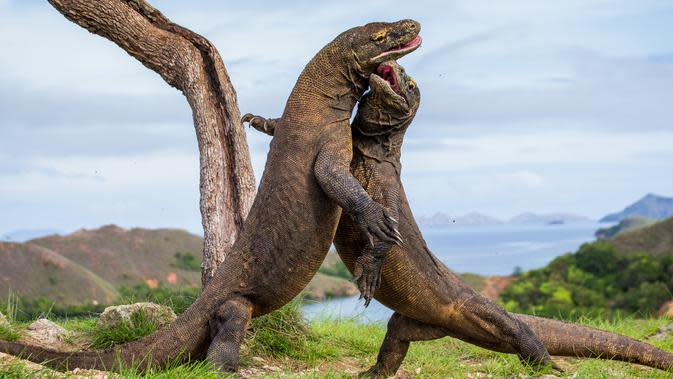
{"left": 600, "top": 193, "right": 673, "bottom": 222}
{"left": 0, "top": 225, "right": 356, "bottom": 306}
{"left": 30, "top": 225, "right": 204, "bottom": 289}
{"left": 0, "top": 242, "right": 118, "bottom": 306}
{"left": 610, "top": 217, "right": 673, "bottom": 256}
{"left": 595, "top": 216, "right": 656, "bottom": 240}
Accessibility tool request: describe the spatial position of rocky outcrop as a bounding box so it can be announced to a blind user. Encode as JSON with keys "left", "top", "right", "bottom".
{"left": 97, "top": 302, "right": 176, "bottom": 328}
{"left": 23, "top": 319, "right": 70, "bottom": 347}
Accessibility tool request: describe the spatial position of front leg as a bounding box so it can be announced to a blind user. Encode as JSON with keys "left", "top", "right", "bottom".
{"left": 354, "top": 164, "right": 402, "bottom": 305}
{"left": 241, "top": 113, "right": 279, "bottom": 136}
{"left": 353, "top": 242, "right": 390, "bottom": 307}
{"left": 314, "top": 128, "right": 401, "bottom": 246}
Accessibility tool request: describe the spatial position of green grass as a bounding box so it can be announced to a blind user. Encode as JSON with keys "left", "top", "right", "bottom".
{"left": 88, "top": 308, "right": 166, "bottom": 349}
{"left": 0, "top": 325, "right": 19, "bottom": 343}
{"left": 1, "top": 306, "right": 673, "bottom": 378}
{"left": 245, "top": 300, "right": 311, "bottom": 359}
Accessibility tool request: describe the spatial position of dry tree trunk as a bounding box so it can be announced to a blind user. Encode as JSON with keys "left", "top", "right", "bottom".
{"left": 47, "top": 0, "right": 256, "bottom": 286}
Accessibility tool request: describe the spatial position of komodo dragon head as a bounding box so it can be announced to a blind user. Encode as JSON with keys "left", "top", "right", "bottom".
{"left": 354, "top": 60, "right": 421, "bottom": 136}
{"left": 338, "top": 19, "right": 421, "bottom": 79}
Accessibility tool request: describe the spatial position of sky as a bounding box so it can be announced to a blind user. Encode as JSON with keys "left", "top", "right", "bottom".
{"left": 1, "top": 0, "right": 673, "bottom": 236}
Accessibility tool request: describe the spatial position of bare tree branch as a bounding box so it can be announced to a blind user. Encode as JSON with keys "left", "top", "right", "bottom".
{"left": 47, "top": 0, "right": 256, "bottom": 286}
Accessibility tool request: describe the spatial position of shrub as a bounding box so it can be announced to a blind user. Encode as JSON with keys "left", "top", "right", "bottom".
{"left": 173, "top": 252, "right": 201, "bottom": 271}
{"left": 500, "top": 240, "right": 673, "bottom": 318}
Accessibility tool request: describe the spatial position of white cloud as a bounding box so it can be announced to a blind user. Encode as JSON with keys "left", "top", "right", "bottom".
{"left": 1, "top": 0, "right": 673, "bottom": 234}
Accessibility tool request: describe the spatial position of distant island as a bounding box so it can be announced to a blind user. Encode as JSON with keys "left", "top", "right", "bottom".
{"left": 600, "top": 193, "right": 673, "bottom": 223}
{"left": 508, "top": 212, "right": 590, "bottom": 225}
{"left": 417, "top": 212, "right": 502, "bottom": 227}
{"left": 418, "top": 211, "right": 590, "bottom": 227}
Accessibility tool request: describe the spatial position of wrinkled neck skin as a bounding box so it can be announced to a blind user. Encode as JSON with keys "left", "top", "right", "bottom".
{"left": 352, "top": 121, "right": 410, "bottom": 174}
{"left": 283, "top": 37, "right": 370, "bottom": 127}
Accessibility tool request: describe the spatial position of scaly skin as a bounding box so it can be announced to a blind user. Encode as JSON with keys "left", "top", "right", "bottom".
{"left": 0, "top": 20, "right": 422, "bottom": 373}
{"left": 246, "top": 61, "right": 673, "bottom": 376}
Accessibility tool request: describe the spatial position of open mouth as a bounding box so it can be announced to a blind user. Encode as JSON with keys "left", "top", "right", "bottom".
{"left": 369, "top": 62, "right": 408, "bottom": 108}
{"left": 377, "top": 64, "right": 399, "bottom": 94}
{"left": 388, "top": 35, "right": 422, "bottom": 54}
{"left": 371, "top": 35, "right": 422, "bottom": 62}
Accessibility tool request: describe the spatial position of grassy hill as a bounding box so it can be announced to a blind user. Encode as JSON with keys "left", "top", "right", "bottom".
{"left": 0, "top": 225, "right": 357, "bottom": 308}
{"left": 30, "top": 225, "right": 204, "bottom": 288}
{"left": 0, "top": 242, "right": 118, "bottom": 306}
{"left": 610, "top": 217, "right": 673, "bottom": 256}
{"left": 595, "top": 216, "right": 657, "bottom": 240}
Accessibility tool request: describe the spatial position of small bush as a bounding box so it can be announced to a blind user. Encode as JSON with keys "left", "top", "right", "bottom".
{"left": 172, "top": 252, "right": 201, "bottom": 272}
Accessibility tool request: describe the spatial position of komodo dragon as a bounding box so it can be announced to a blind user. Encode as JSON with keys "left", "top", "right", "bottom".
{"left": 0, "top": 20, "right": 423, "bottom": 373}
{"left": 245, "top": 61, "right": 673, "bottom": 376}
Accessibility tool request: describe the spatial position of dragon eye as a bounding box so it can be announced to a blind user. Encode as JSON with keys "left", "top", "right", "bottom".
{"left": 408, "top": 80, "right": 417, "bottom": 90}
{"left": 371, "top": 31, "right": 388, "bottom": 43}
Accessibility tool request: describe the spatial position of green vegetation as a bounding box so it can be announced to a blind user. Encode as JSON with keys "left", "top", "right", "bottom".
{"left": 501, "top": 240, "right": 673, "bottom": 318}
{"left": 88, "top": 307, "right": 167, "bottom": 349}
{"left": 245, "top": 300, "right": 310, "bottom": 360}
{"left": 2, "top": 309, "right": 672, "bottom": 378}
{"left": 0, "top": 325, "right": 19, "bottom": 343}
{"left": 173, "top": 252, "right": 201, "bottom": 272}
{"left": 595, "top": 216, "right": 656, "bottom": 239}
{"left": 318, "top": 259, "right": 352, "bottom": 280}
{"left": 1, "top": 284, "right": 200, "bottom": 322}
{"left": 118, "top": 283, "right": 200, "bottom": 314}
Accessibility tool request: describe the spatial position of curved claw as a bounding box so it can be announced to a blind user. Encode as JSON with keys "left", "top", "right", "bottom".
{"left": 394, "top": 229, "right": 403, "bottom": 245}
{"left": 241, "top": 113, "right": 254, "bottom": 123}
{"left": 373, "top": 226, "right": 397, "bottom": 245}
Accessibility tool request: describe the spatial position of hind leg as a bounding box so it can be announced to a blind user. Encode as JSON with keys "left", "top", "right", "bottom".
{"left": 458, "top": 295, "right": 552, "bottom": 369}
{"left": 207, "top": 298, "right": 253, "bottom": 372}
{"left": 361, "top": 312, "right": 447, "bottom": 378}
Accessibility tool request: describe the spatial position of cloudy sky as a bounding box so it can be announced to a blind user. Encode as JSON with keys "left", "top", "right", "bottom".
{"left": 1, "top": 0, "right": 672, "bottom": 236}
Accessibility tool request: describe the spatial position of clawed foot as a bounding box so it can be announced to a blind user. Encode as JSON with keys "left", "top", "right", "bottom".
{"left": 353, "top": 254, "right": 384, "bottom": 307}
{"left": 355, "top": 202, "right": 402, "bottom": 247}
{"left": 242, "top": 113, "right": 274, "bottom": 136}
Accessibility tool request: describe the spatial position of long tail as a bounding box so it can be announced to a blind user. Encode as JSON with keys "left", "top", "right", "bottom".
{"left": 515, "top": 313, "right": 673, "bottom": 371}
{"left": 0, "top": 294, "right": 214, "bottom": 372}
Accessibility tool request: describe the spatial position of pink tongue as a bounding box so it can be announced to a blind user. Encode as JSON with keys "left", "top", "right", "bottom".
{"left": 401, "top": 35, "right": 422, "bottom": 49}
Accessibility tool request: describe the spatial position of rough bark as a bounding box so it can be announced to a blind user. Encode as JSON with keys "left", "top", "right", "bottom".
{"left": 46, "top": 0, "right": 256, "bottom": 286}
